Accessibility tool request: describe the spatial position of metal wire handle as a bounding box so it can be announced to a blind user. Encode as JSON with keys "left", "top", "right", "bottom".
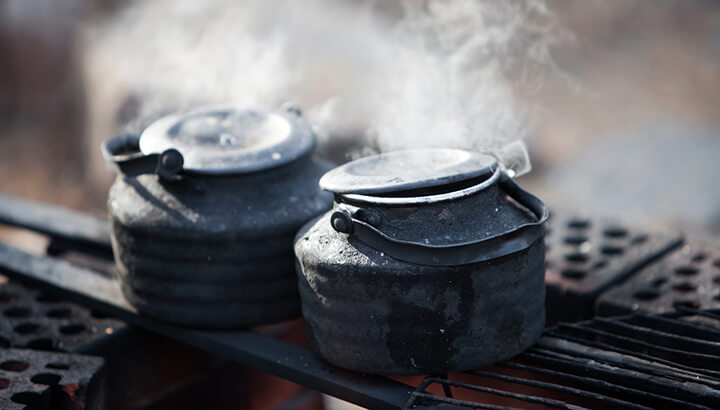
{"left": 330, "top": 172, "right": 549, "bottom": 266}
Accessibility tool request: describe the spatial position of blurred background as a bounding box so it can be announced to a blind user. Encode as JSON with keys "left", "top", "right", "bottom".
{"left": 1, "top": 0, "right": 719, "bottom": 240}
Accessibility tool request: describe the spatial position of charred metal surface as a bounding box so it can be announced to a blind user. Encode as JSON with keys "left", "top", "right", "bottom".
{"left": 296, "top": 212, "right": 545, "bottom": 375}
{"left": 0, "top": 347, "right": 104, "bottom": 410}
{"left": 596, "top": 241, "right": 720, "bottom": 317}
{"left": 0, "top": 279, "right": 122, "bottom": 353}
{"left": 296, "top": 152, "right": 548, "bottom": 374}
{"left": 109, "top": 154, "right": 333, "bottom": 328}
{"left": 403, "top": 312, "right": 720, "bottom": 409}
{"left": 544, "top": 210, "right": 683, "bottom": 324}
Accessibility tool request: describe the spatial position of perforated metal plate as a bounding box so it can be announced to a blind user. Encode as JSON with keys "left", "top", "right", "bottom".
{"left": 544, "top": 210, "right": 683, "bottom": 324}
{"left": 0, "top": 278, "right": 122, "bottom": 352}
{"left": 596, "top": 241, "right": 720, "bottom": 316}
{"left": 0, "top": 348, "right": 103, "bottom": 409}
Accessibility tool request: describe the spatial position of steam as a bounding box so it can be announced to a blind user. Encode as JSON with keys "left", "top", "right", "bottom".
{"left": 86, "top": 0, "right": 560, "bottom": 175}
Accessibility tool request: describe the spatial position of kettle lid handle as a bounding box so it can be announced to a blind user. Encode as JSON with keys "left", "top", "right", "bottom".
{"left": 101, "top": 134, "right": 184, "bottom": 181}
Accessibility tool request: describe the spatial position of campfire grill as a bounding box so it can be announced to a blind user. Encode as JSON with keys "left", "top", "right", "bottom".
{"left": 0, "top": 193, "right": 719, "bottom": 409}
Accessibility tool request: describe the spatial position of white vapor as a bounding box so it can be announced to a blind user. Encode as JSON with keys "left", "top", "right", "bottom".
{"left": 85, "top": 0, "right": 561, "bottom": 176}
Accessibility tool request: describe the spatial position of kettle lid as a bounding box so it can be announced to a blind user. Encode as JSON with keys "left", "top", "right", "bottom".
{"left": 138, "top": 106, "right": 315, "bottom": 174}
{"left": 319, "top": 148, "right": 498, "bottom": 196}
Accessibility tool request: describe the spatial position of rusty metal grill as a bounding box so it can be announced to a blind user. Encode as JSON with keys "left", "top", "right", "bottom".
{"left": 544, "top": 210, "right": 683, "bottom": 324}
{"left": 1, "top": 193, "right": 720, "bottom": 409}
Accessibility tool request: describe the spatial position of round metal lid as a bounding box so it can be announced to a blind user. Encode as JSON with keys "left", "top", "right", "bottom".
{"left": 319, "top": 148, "right": 498, "bottom": 195}
{"left": 138, "top": 106, "right": 315, "bottom": 174}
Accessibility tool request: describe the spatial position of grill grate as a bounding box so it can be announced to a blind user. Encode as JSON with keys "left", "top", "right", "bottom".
{"left": 2, "top": 193, "right": 719, "bottom": 409}
{"left": 0, "top": 347, "right": 103, "bottom": 410}
{"left": 597, "top": 241, "right": 720, "bottom": 317}
{"left": 403, "top": 311, "right": 720, "bottom": 409}
{"left": 0, "top": 279, "right": 122, "bottom": 353}
{"left": 544, "top": 210, "right": 683, "bottom": 324}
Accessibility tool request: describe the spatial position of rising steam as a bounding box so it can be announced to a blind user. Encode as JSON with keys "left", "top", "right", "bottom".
{"left": 85, "top": 0, "right": 560, "bottom": 175}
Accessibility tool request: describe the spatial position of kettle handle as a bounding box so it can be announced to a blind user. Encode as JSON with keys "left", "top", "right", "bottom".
{"left": 101, "top": 134, "right": 184, "bottom": 180}
{"left": 330, "top": 172, "right": 550, "bottom": 267}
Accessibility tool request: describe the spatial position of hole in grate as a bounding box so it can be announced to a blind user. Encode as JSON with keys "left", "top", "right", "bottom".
{"left": 601, "top": 245, "right": 624, "bottom": 256}
{"left": 672, "top": 282, "right": 696, "bottom": 293}
{"left": 11, "top": 391, "right": 42, "bottom": 406}
{"left": 90, "top": 310, "right": 109, "bottom": 319}
{"left": 564, "top": 253, "right": 589, "bottom": 263}
{"left": 46, "top": 363, "right": 70, "bottom": 370}
{"left": 14, "top": 323, "right": 39, "bottom": 335}
{"left": 59, "top": 324, "right": 85, "bottom": 336}
{"left": 0, "top": 379, "right": 9, "bottom": 390}
{"left": 561, "top": 269, "right": 586, "bottom": 279}
{"left": 630, "top": 235, "right": 648, "bottom": 245}
{"left": 36, "top": 292, "right": 61, "bottom": 304}
{"left": 564, "top": 236, "right": 588, "bottom": 246}
{"left": 0, "top": 293, "right": 18, "bottom": 304}
{"left": 0, "top": 360, "right": 28, "bottom": 372}
{"left": 26, "top": 338, "right": 53, "bottom": 350}
{"left": 603, "top": 227, "right": 628, "bottom": 238}
{"left": 592, "top": 261, "right": 607, "bottom": 269}
{"left": 651, "top": 277, "right": 667, "bottom": 287}
{"left": 31, "top": 373, "right": 61, "bottom": 385}
{"left": 633, "top": 289, "right": 659, "bottom": 301}
{"left": 4, "top": 307, "right": 31, "bottom": 318}
{"left": 692, "top": 253, "right": 707, "bottom": 263}
{"left": 714, "top": 259, "right": 720, "bottom": 269}
{"left": 674, "top": 300, "right": 700, "bottom": 310}
{"left": 675, "top": 266, "right": 699, "bottom": 276}
{"left": 46, "top": 308, "right": 71, "bottom": 319}
{"left": 567, "top": 219, "right": 591, "bottom": 229}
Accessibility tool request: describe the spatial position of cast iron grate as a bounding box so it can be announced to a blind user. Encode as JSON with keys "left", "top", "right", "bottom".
{"left": 544, "top": 210, "right": 683, "bottom": 324}
{"left": 0, "top": 279, "right": 122, "bottom": 353}
{"left": 403, "top": 311, "right": 720, "bottom": 409}
{"left": 2, "top": 193, "right": 717, "bottom": 409}
{"left": 596, "top": 241, "right": 720, "bottom": 317}
{"left": 0, "top": 347, "right": 103, "bottom": 410}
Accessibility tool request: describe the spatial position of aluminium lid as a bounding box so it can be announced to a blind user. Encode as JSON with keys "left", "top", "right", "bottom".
{"left": 319, "top": 148, "right": 498, "bottom": 196}
{"left": 138, "top": 106, "right": 315, "bottom": 174}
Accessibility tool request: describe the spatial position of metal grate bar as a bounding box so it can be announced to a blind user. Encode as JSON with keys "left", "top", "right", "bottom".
{"left": 497, "top": 361, "right": 694, "bottom": 410}
{"left": 465, "top": 369, "right": 651, "bottom": 410}
{"left": 0, "top": 193, "right": 112, "bottom": 259}
{"left": 549, "top": 322, "right": 720, "bottom": 372}
{"left": 523, "top": 346, "right": 719, "bottom": 407}
{"left": 590, "top": 317, "right": 720, "bottom": 355}
{"left": 404, "top": 377, "right": 581, "bottom": 410}
{"left": 619, "top": 313, "right": 720, "bottom": 342}
{"left": 539, "top": 328, "right": 720, "bottom": 381}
